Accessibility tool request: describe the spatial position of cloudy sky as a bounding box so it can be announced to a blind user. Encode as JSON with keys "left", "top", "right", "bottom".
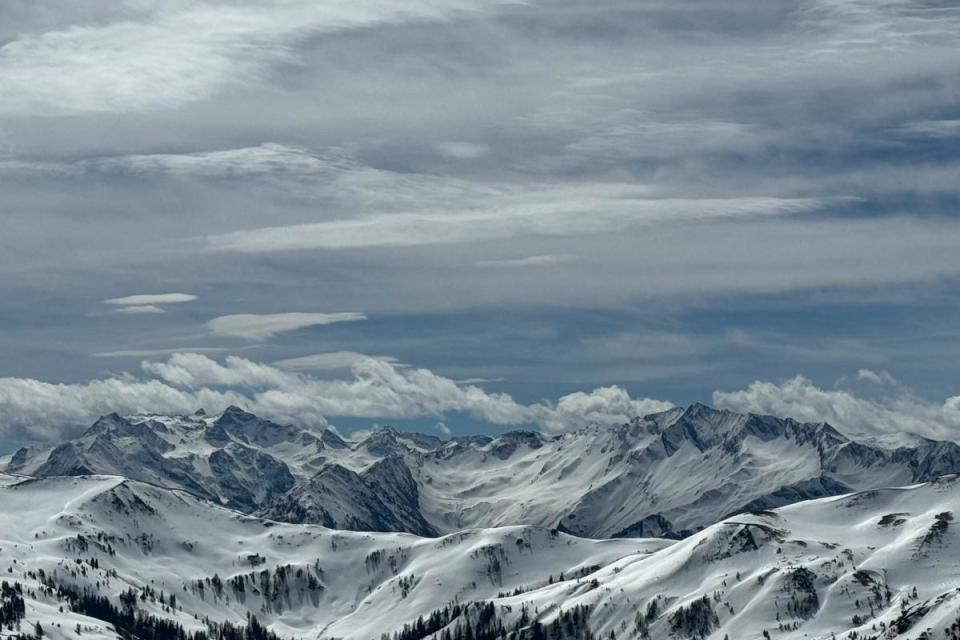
{"left": 1, "top": 0, "right": 959, "bottom": 448}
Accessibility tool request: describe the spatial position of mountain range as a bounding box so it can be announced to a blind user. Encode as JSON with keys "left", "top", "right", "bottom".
{"left": 5, "top": 404, "right": 960, "bottom": 539}
{"left": 4, "top": 404, "right": 960, "bottom": 639}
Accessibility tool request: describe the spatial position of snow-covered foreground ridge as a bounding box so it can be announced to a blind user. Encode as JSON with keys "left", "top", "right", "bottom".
{"left": 4, "top": 404, "right": 960, "bottom": 539}
{"left": 2, "top": 473, "right": 960, "bottom": 640}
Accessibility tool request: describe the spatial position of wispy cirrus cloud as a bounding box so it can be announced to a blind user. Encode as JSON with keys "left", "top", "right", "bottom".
{"left": 100, "top": 144, "right": 354, "bottom": 178}
{"left": 204, "top": 193, "right": 825, "bottom": 252}
{"left": 93, "top": 347, "right": 235, "bottom": 359}
{"left": 476, "top": 254, "right": 577, "bottom": 268}
{"left": 0, "top": 0, "right": 510, "bottom": 117}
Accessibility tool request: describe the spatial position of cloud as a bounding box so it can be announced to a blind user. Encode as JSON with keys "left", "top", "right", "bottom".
{"left": 104, "top": 293, "right": 197, "bottom": 305}
{"left": 104, "top": 293, "right": 197, "bottom": 316}
{"left": 476, "top": 254, "right": 577, "bottom": 268}
{"left": 206, "top": 312, "right": 366, "bottom": 340}
{"left": 142, "top": 353, "right": 294, "bottom": 390}
{"left": 0, "top": 374, "right": 250, "bottom": 444}
{"left": 0, "top": 0, "right": 506, "bottom": 117}
{"left": 714, "top": 374, "right": 960, "bottom": 442}
{"left": 0, "top": 144, "right": 350, "bottom": 180}
{"left": 0, "top": 353, "right": 671, "bottom": 443}
{"left": 1, "top": 0, "right": 960, "bottom": 423}
{"left": 4, "top": 352, "right": 959, "bottom": 447}
{"left": 114, "top": 305, "right": 165, "bottom": 315}
{"left": 435, "top": 421, "right": 451, "bottom": 436}
{"left": 562, "top": 113, "right": 755, "bottom": 163}
{"left": 103, "top": 293, "right": 197, "bottom": 315}
{"left": 531, "top": 386, "right": 673, "bottom": 434}
{"left": 855, "top": 368, "right": 897, "bottom": 386}
{"left": 272, "top": 351, "right": 401, "bottom": 371}
{"left": 895, "top": 120, "right": 960, "bottom": 139}
{"left": 93, "top": 347, "right": 234, "bottom": 358}
{"left": 205, "top": 193, "right": 824, "bottom": 252}
{"left": 100, "top": 144, "right": 353, "bottom": 178}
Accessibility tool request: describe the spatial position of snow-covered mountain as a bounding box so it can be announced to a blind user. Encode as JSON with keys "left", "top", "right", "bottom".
{"left": 5, "top": 404, "right": 960, "bottom": 539}
{"left": 3, "top": 471, "right": 960, "bottom": 640}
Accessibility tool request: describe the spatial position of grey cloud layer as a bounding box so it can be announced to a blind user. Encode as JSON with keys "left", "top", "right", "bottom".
{"left": 0, "top": 0, "right": 958, "bottom": 434}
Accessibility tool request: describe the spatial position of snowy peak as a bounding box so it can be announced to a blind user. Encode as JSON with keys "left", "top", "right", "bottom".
{"left": 35, "top": 441, "right": 95, "bottom": 476}
{"left": 319, "top": 427, "right": 349, "bottom": 449}
{"left": 356, "top": 426, "right": 406, "bottom": 457}
{"left": 648, "top": 404, "right": 846, "bottom": 452}
{"left": 214, "top": 404, "right": 258, "bottom": 426}
{"left": 81, "top": 412, "right": 132, "bottom": 436}
{"left": 206, "top": 406, "right": 311, "bottom": 449}
{"left": 486, "top": 430, "right": 545, "bottom": 459}
{"left": 394, "top": 430, "right": 444, "bottom": 451}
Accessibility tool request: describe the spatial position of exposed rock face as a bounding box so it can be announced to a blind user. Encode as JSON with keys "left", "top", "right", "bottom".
{"left": 258, "top": 455, "right": 437, "bottom": 536}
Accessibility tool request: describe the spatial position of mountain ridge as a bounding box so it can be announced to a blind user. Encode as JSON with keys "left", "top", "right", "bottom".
{"left": 4, "top": 404, "right": 960, "bottom": 539}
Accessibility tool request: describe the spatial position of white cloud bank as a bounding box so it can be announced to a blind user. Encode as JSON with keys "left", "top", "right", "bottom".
{"left": 0, "top": 353, "right": 670, "bottom": 443}
{"left": 714, "top": 372, "right": 960, "bottom": 442}
{"left": 1, "top": 356, "right": 958, "bottom": 445}
{"left": 0, "top": 375, "right": 249, "bottom": 444}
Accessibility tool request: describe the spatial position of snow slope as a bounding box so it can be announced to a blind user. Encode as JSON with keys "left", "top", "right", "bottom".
{"left": 0, "top": 474, "right": 663, "bottom": 640}
{"left": 3, "top": 474, "right": 960, "bottom": 639}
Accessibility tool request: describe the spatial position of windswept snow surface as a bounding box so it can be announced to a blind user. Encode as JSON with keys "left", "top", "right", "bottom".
{"left": 3, "top": 474, "right": 960, "bottom": 639}
{"left": 0, "top": 475, "right": 664, "bottom": 639}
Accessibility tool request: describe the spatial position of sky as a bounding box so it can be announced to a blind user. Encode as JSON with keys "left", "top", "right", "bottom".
{"left": 1, "top": 0, "right": 959, "bottom": 448}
